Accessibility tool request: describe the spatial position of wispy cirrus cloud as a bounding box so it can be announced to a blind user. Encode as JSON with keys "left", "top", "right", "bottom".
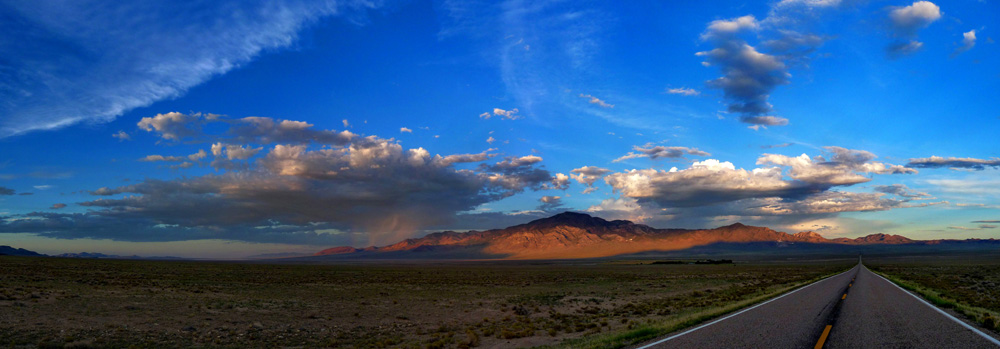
{"left": 0, "top": 0, "right": 381, "bottom": 138}
{"left": 579, "top": 94, "right": 614, "bottom": 108}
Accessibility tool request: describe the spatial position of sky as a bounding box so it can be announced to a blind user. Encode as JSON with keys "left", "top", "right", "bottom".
{"left": 1, "top": 0, "right": 998, "bottom": 258}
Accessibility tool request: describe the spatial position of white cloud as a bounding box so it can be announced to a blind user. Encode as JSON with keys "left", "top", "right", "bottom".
{"left": 188, "top": 149, "right": 208, "bottom": 161}
{"left": 953, "top": 30, "right": 977, "bottom": 56}
{"left": 579, "top": 94, "right": 614, "bottom": 108}
{"left": 140, "top": 155, "right": 185, "bottom": 162}
{"left": 886, "top": 1, "right": 941, "bottom": 57}
{"left": 112, "top": 131, "right": 131, "bottom": 141}
{"left": 570, "top": 166, "right": 612, "bottom": 192}
{"left": 889, "top": 1, "right": 942, "bottom": 37}
{"left": 605, "top": 147, "right": 914, "bottom": 208}
{"left": 703, "top": 15, "right": 760, "bottom": 37}
{"left": 666, "top": 87, "right": 700, "bottom": 96}
{"left": 400, "top": 127, "right": 413, "bottom": 133}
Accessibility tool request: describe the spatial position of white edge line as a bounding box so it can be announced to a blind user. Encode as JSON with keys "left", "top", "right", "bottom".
{"left": 867, "top": 265, "right": 1000, "bottom": 347}
{"left": 636, "top": 265, "right": 858, "bottom": 349}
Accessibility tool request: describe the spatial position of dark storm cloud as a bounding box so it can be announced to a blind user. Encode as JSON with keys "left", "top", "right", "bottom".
{"left": 4, "top": 113, "right": 566, "bottom": 246}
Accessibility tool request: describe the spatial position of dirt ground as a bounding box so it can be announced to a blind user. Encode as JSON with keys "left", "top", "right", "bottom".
{"left": 0, "top": 257, "right": 850, "bottom": 348}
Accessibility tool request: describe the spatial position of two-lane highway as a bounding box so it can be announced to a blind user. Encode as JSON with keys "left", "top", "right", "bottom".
{"left": 638, "top": 262, "right": 1000, "bottom": 348}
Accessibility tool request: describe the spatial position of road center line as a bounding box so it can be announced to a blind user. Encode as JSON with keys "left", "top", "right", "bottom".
{"left": 867, "top": 265, "right": 1000, "bottom": 347}
{"left": 814, "top": 325, "right": 833, "bottom": 349}
{"left": 636, "top": 265, "right": 857, "bottom": 349}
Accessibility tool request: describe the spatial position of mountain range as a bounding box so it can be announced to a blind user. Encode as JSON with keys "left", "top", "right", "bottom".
{"left": 314, "top": 212, "right": 999, "bottom": 260}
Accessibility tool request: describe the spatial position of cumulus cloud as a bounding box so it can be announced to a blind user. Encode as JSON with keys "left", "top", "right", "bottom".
{"left": 873, "top": 184, "right": 930, "bottom": 198}
{"left": 571, "top": 166, "right": 612, "bottom": 193}
{"left": 139, "top": 112, "right": 357, "bottom": 148}
{"left": 2, "top": 114, "right": 564, "bottom": 246}
{"left": 0, "top": 0, "right": 381, "bottom": 138}
{"left": 886, "top": 1, "right": 941, "bottom": 57}
{"left": 188, "top": 149, "right": 208, "bottom": 161}
{"left": 579, "top": 94, "right": 614, "bottom": 108}
{"left": 698, "top": 15, "right": 791, "bottom": 124}
{"left": 480, "top": 108, "right": 521, "bottom": 120}
{"left": 614, "top": 144, "right": 710, "bottom": 162}
{"left": 400, "top": 127, "right": 413, "bottom": 133}
{"left": 605, "top": 147, "right": 914, "bottom": 208}
{"left": 953, "top": 30, "right": 977, "bottom": 56}
{"left": 548, "top": 173, "right": 571, "bottom": 190}
{"left": 138, "top": 112, "right": 204, "bottom": 141}
{"left": 889, "top": 1, "right": 942, "bottom": 37}
{"left": 538, "top": 195, "right": 564, "bottom": 211}
{"left": 113, "top": 131, "right": 131, "bottom": 141}
{"left": 50, "top": 203, "right": 67, "bottom": 209}
{"left": 666, "top": 87, "right": 700, "bottom": 96}
{"left": 228, "top": 117, "right": 355, "bottom": 145}
{"left": 907, "top": 156, "right": 1000, "bottom": 170}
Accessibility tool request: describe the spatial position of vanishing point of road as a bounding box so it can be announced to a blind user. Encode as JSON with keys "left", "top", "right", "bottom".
{"left": 637, "top": 260, "right": 1000, "bottom": 348}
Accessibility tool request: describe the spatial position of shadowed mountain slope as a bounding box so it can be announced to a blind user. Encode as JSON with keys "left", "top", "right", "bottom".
{"left": 314, "top": 212, "right": 996, "bottom": 260}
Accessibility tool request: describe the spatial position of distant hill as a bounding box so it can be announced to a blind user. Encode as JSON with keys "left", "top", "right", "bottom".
{"left": 313, "top": 212, "right": 1000, "bottom": 260}
{"left": 55, "top": 252, "right": 183, "bottom": 260}
{"left": 0, "top": 245, "right": 45, "bottom": 257}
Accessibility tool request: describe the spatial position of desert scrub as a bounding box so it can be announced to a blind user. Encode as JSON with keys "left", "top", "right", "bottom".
{"left": 0, "top": 256, "right": 851, "bottom": 348}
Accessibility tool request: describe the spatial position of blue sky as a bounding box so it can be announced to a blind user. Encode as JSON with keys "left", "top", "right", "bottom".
{"left": 1, "top": 0, "right": 998, "bottom": 258}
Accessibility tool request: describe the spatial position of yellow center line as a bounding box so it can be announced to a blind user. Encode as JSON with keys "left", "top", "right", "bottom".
{"left": 849, "top": 283, "right": 852, "bottom": 287}
{"left": 842, "top": 294, "right": 847, "bottom": 300}
{"left": 814, "top": 325, "right": 833, "bottom": 349}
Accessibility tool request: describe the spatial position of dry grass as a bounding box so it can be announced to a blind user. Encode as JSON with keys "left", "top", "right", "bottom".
{"left": 0, "top": 256, "right": 851, "bottom": 348}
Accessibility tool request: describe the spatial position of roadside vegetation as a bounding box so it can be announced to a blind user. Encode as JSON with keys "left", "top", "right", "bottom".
{"left": 1, "top": 256, "right": 850, "bottom": 348}
{"left": 868, "top": 257, "right": 1000, "bottom": 334}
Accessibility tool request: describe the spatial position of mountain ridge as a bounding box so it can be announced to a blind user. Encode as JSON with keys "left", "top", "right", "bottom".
{"left": 315, "top": 212, "right": 985, "bottom": 259}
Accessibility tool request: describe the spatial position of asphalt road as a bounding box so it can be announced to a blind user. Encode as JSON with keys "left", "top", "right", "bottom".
{"left": 638, "top": 262, "right": 1000, "bottom": 349}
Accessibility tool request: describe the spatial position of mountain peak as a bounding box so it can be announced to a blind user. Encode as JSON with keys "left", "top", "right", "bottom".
{"left": 522, "top": 211, "right": 616, "bottom": 228}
